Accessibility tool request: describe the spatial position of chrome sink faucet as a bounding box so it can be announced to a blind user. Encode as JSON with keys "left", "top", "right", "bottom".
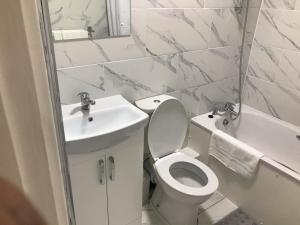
{"left": 212, "top": 102, "right": 238, "bottom": 118}
{"left": 78, "top": 92, "right": 96, "bottom": 111}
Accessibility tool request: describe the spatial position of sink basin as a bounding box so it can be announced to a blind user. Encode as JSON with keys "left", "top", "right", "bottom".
{"left": 62, "top": 95, "right": 149, "bottom": 154}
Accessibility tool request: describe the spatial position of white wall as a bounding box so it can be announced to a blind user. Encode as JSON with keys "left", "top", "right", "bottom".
{"left": 0, "top": 0, "right": 68, "bottom": 224}
{"left": 0, "top": 97, "right": 22, "bottom": 188}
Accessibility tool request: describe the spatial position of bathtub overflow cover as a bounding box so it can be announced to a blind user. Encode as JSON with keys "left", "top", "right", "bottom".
{"left": 297, "top": 135, "right": 300, "bottom": 141}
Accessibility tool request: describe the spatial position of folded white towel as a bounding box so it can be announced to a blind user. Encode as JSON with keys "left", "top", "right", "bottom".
{"left": 209, "top": 130, "right": 264, "bottom": 178}
{"left": 52, "top": 29, "right": 89, "bottom": 41}
{"left": 62, "top": 29, "right": 89, "bottom": 40}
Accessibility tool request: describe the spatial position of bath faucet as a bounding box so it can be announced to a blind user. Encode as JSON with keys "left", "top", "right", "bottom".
{"left": 212, "top": 103, "right": 224, "bottom": 115}
{"left": 78, "top": 92, "right": 96, "bottom": 111}
{"left": 212, "top": 102, "right": 238, "bottom": 118}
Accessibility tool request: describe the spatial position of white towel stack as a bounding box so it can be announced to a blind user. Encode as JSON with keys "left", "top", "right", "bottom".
{"left": 209, "top": 130, "right": 264, "bottom": 178}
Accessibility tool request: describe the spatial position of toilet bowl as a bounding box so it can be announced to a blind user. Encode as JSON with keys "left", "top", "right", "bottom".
{"left": 155, "top": 152, "right": 218, "bottom": 205}
{"left": 136, "top": 95, "right": 219, "bottom": 225}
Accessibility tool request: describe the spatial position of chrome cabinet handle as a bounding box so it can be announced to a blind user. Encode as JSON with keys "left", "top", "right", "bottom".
{"left": 108, "top": 156, "right": 115, "bottom": 181}
{"left": 98, "top": 159, "right": 105, "bottom": 184}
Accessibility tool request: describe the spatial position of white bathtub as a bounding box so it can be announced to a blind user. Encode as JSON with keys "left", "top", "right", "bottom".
{"left": 192, "top": 104, "right": 300, "bottom": 181}
{"left": 189, "top": 104, "right": 300, "bottom": 225}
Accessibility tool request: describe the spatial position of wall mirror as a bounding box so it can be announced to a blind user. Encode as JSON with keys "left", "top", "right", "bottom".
{"left": 47, "top": 0, "right": 131, "bottom": 41}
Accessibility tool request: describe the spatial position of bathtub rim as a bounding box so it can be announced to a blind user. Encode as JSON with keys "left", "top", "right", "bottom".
{"left": 191, "top": 104, "right": 300, "bottom": 183}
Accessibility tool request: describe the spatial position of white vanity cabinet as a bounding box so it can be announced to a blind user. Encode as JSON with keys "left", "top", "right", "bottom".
{"left": 69, "top": 153, "right": 109, "bottom": 225}
{"left": 68, "top": 132, "right": 144, "bottom": 225}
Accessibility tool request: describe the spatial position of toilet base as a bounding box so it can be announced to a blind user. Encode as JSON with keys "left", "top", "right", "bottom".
{"left": 151, "top": 185, "right": 199, "bottom": 225}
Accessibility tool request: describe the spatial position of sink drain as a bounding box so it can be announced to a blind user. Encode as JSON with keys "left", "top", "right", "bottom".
{"left": 88, "top": 117, "right": 93, "bottom": 122}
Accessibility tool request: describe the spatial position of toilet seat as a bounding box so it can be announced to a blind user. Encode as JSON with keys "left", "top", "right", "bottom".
{"left": 155, "top": 152, "right": 219, "bottom": 197}
{"left": 148, "top": 99, "right": 188, "bottom": 160}
{"left": 147, "top": 97, "right": 218, "bottom": 205}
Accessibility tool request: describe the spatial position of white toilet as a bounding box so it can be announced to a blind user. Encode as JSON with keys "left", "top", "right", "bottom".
{"left": 136, "top": 95, "right": 219, "bottom": 225}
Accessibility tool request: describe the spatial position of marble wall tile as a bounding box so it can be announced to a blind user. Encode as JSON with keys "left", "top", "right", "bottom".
{"left": 102, "top": 55, "right": 180, "bottom": 97}
{"left": 255, "top": 9, "right": 300, "bottom": 51}
{"left": 54, "top": 41, "right": 104, "bottom": 69}
{"left": 254, "top": 9, "right": 284, "bottom": 48}
{"left": 171, "top": 47, "right": 239, "bottom": 89}
{"left": 276, "top": 50, "right": 300, "bottom": 91}
{"left": 247, "top": 40, "right": 300, "bottom": 91}
{"left": 263, "top": 0, "right": 297, "bottom": 9}
{"left": 57, "top": 65, "right": 105, "bottom": 104}
{"left": 278, "top": 10, "right": 300, "bottom": 51}
{"left": 170, "top": 76, "right": 238, "bottom": 116}
{"left": 243, "top": 76, "right": 300, "bottom": 126}
{"left": 146, "top": 9, "right": 213, "bottom": 55}
{"left": 209, "top": 8, "right": 243, "bottom": 48}
{"left": 57, "top": 47, "right": 240, "bottom": 107}
{"left": 204, "top": 0, "right": 242, "bottom": 8}
{"left": 247, "top": 40, "right": 282, "bottom": 82}
{"left": 132, "top": 0, "right": 204, "bottom": 8}
{"left": 57, "top": 63, "right": 158, "bottom": 104}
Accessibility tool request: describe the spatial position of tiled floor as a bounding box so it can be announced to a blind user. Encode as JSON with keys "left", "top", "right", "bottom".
{"left": 142, "top": 204, "right": 165, "bottom": 225}
{"left": 142, "top": 192, "right": 257, "bottom": 225}
{"left": 216, "top": 209, "right": 258, "bottom": 225}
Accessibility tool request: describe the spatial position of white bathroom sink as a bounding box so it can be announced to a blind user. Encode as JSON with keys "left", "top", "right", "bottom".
{"left": 62, "top": 95, "right": 149, "bottom": 154}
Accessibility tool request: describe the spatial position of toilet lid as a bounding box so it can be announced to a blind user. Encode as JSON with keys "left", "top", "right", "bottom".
{"left": 148, "top": 99, "right": 188, "bottom": 160}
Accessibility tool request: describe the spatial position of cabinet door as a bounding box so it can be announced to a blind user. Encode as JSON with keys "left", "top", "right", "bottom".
{"left": 69, "top": 156, "right": 108, "bottom": 225}
{"left": 106, "top": 132, "right": 144, "bottom": 225}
